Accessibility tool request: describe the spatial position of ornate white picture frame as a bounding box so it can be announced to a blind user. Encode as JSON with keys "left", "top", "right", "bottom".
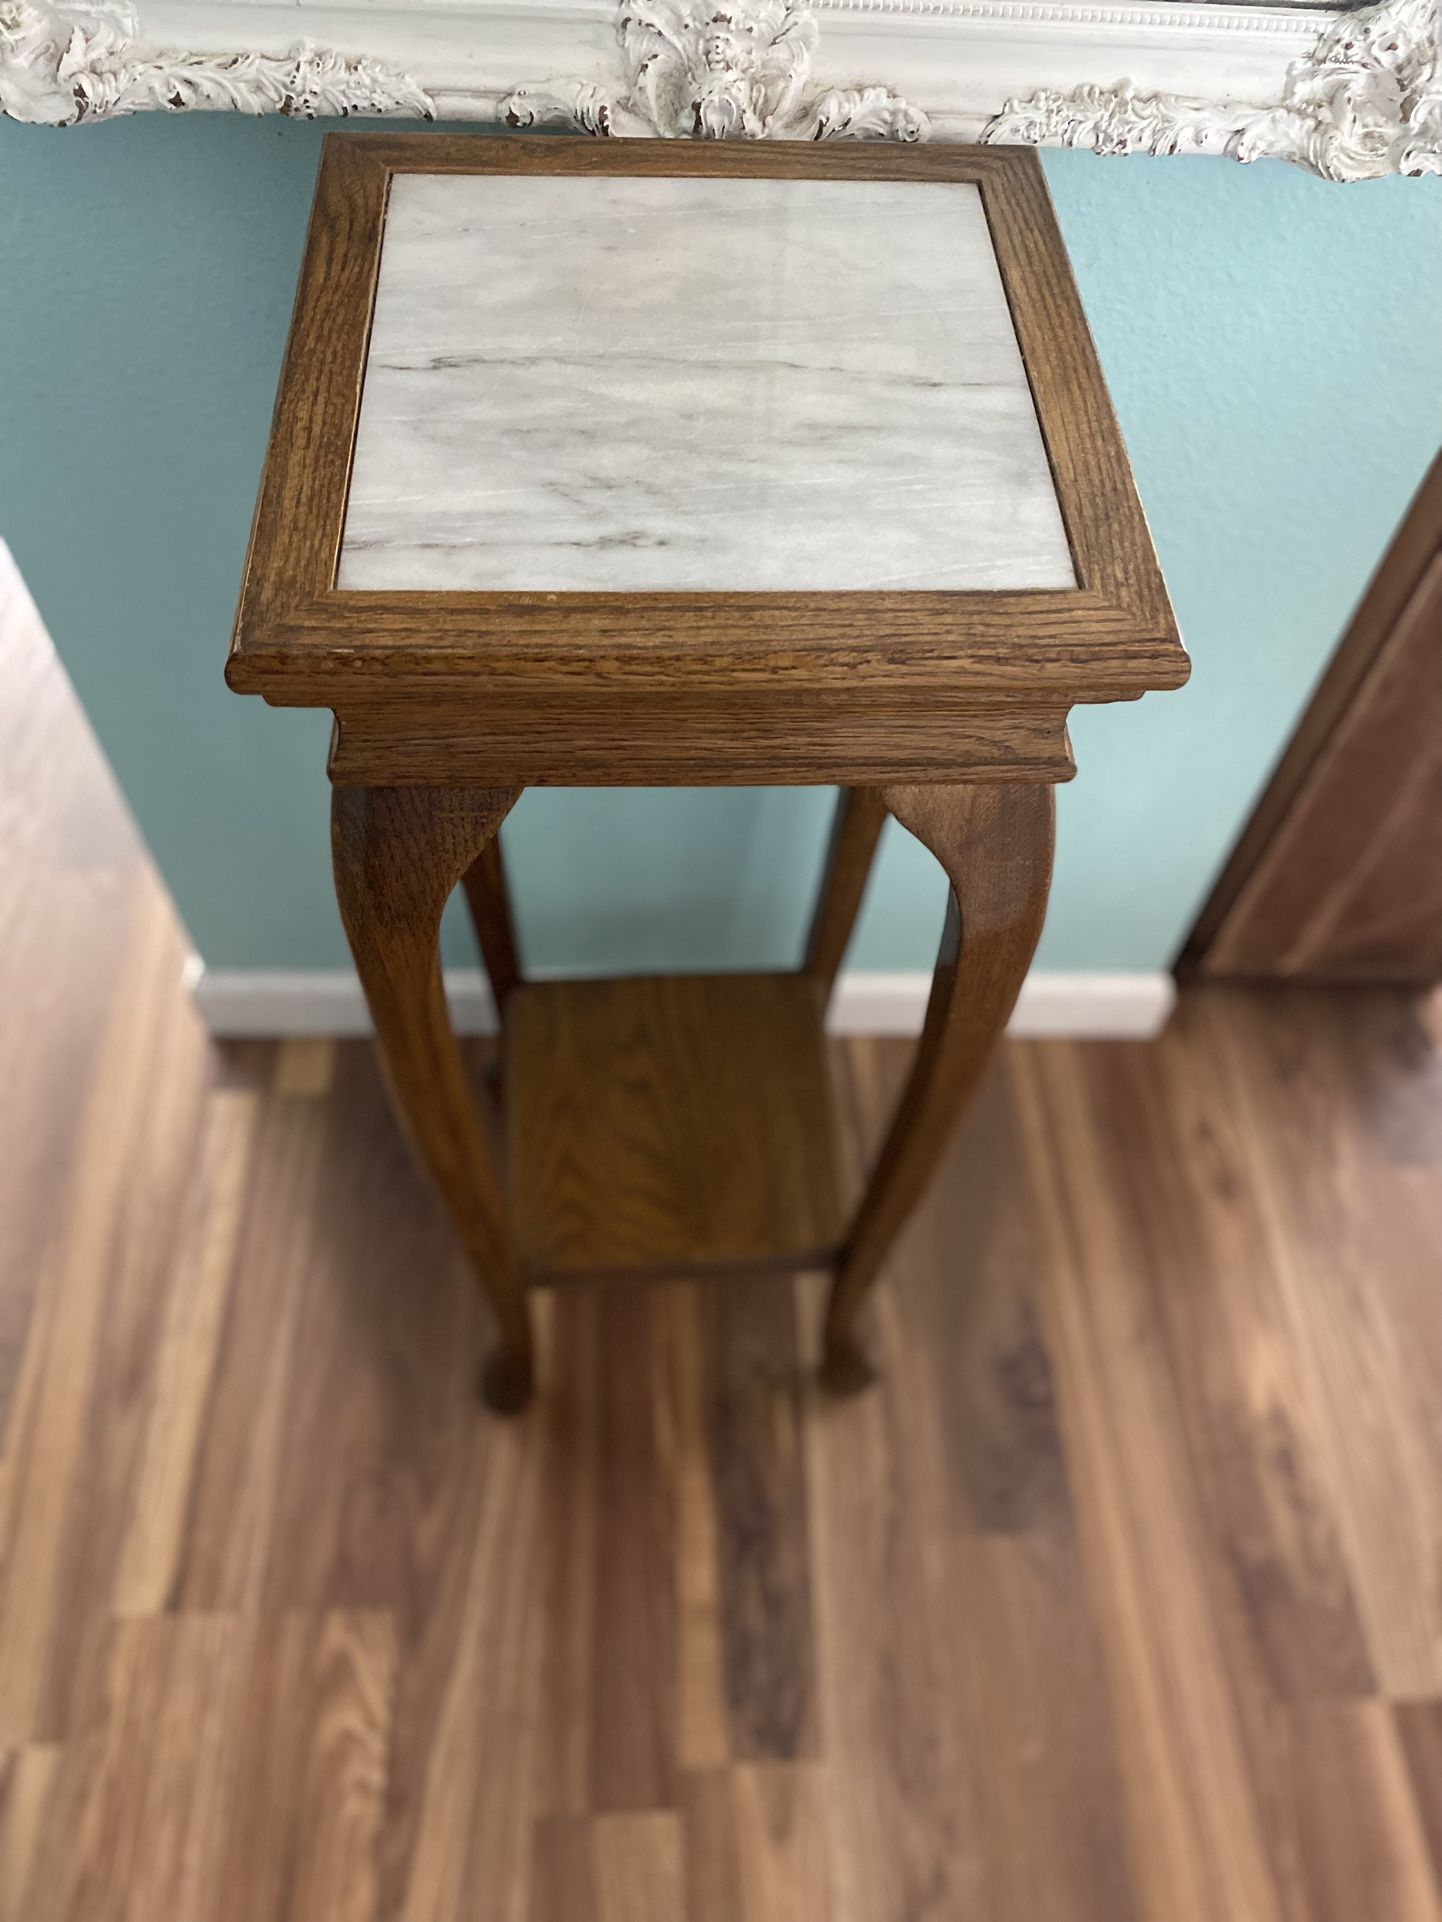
{"left": 2, "top": 0, "right": 1439, "bottom": 179}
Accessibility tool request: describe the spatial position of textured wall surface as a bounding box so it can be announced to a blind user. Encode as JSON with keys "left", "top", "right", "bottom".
{"left": 1, "top": 115, "right": 1439, "bottom": 977}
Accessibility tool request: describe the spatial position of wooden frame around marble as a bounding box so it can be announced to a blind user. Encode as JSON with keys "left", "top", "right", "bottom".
{"left": 227, "top": 133, "right": 1186, "bottom": 787}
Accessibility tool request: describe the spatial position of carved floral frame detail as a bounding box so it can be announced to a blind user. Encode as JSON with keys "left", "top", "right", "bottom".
{"left": 1, "top": 0, "right": 1439, "bottom": 179}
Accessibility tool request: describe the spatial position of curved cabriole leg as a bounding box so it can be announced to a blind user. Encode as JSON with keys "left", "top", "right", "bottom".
{"left": 821, "top": 782, "right": 1055, "bottom": 1394}
{"left": 332, "top": 783, "right": 534, "bottom": 1414}
{"left": 462, "top": 834, "right": 522, "bottom": 1010}
{"left": 804, "top": 788, "right": 889, "bottom": 1001}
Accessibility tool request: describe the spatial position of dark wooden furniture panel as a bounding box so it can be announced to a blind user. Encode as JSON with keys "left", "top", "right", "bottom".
{"left": 1189, "top": 455, "right": 1442, "bottom": 983}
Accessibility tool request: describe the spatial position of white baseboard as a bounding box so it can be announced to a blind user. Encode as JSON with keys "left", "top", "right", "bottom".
{"left": 186, "top": 959, "right": 1176, "bottom": 1042}
{"left": 831, "top": 969, "right": 1176, "bottom": 1039}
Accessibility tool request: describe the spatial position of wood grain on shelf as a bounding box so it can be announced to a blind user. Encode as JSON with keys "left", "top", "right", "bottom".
{"left": 505, "top": 972, "right": 844, "bottom": 1280}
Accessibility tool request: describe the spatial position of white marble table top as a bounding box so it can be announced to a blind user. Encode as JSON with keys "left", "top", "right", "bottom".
{"left": 337, "top": 173, "right": 1076, "bottom": 595}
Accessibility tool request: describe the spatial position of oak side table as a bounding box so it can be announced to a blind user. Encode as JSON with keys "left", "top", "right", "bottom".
{"left": 227, "top": 134, "right": 1188, "bottom": 1414}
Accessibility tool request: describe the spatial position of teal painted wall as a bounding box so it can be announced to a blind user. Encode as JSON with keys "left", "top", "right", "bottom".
{"left": 2, "top": 116, "right": 1439, "bottom": 978}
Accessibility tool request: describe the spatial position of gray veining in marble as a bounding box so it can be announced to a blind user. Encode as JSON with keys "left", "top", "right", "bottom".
{"left": 338, "top": 174, "right": 1076, "bottom": 594}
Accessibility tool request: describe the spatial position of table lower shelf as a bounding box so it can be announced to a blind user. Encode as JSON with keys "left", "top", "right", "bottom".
{"left": 502, "top": 971, "right": 847, "bottom": 1284}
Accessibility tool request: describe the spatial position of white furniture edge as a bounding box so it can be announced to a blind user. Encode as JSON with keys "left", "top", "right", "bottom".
{"left": 2, "top": 0, "right": 1439, "bottom": 179}
{"left": 185, "top": 959, "right": 1179, "bottom": 1039}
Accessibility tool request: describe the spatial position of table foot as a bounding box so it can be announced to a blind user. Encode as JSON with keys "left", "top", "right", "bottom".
{"left": 480, "top": 1345, "right": 534, "bottom": 1415}
{"left": 819, "top": 1334, "right": 878, "bottom": 1397}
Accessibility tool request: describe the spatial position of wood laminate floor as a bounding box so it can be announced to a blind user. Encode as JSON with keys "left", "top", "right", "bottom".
{"left": 3, "top": 555, "right": 1442, "bottom": 1921}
